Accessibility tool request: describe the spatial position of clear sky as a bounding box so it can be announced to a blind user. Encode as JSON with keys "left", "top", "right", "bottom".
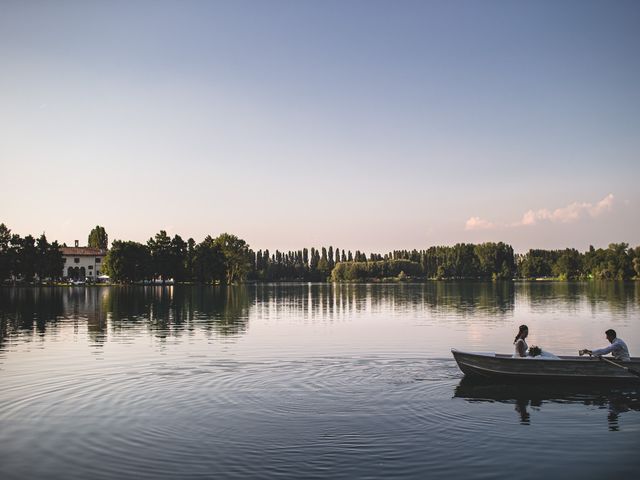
{"left": 1, "top": 0, "right": 639, "bottom": 254}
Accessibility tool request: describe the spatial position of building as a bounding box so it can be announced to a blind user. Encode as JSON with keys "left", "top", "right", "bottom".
{"left": 61, "top": 240, "right": 107, "bottom": 281}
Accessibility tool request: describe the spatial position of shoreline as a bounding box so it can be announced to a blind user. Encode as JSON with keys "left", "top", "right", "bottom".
{"left": 1, "top": 277, "right": 639, "bottom": 288}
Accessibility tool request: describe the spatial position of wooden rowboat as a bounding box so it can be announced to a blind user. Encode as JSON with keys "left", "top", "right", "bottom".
{"left": 452, "top": 349, "right": 640, "bottom": 382}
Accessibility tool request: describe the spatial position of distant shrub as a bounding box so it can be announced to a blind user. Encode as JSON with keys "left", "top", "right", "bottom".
{"left": 331, "top": 260, "right": 422, "bottom": 281}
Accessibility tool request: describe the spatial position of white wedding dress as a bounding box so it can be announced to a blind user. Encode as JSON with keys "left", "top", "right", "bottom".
{"left": 513, "top": 338, "right": 528, "bottom": 358}
{"left": 512, "top": 338, "right": 560, "bottom": 360}
{"left": 533, "top": 350, "right": 560, "bottom": 360}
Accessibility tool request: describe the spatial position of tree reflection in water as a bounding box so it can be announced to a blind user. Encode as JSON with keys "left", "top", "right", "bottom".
{"left": 454, "top": 378, "right": 640, "bottom": 430}
{"left": 0, "top": 282, "right": 637, "bottom": 353}
{"left": 0, "top": 286, "right": 253, "bottom": 349}
{"left": 103, "top": 285, "right": 252, "bottom": 339}
{"left": 0, "top": 287, "right": 65, "bottom": 349}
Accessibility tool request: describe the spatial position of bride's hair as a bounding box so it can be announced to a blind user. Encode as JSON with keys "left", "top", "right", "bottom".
{"left": 514, "top": 324, "right": 528, "bottom": 344}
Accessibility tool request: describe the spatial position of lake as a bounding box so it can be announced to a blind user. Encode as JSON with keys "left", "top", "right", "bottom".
{"left": 1, "top": 282, "right": 639, "bottom": 479}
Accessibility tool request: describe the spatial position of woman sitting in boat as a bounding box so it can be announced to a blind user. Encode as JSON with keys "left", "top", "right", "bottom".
{"left": 513, "top": 325, "right": 529, "bottom": 357}
{"left": 513, "top": 325, "right": 560, "bottom": 359}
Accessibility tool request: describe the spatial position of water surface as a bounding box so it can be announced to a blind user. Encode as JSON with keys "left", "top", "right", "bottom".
{"left": 1, "top": 282, "right": 639, "bottom": 479}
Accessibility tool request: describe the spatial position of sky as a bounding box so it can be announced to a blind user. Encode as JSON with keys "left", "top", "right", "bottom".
{"left": 1, "top": 0, "right": 639, "bottom": 254}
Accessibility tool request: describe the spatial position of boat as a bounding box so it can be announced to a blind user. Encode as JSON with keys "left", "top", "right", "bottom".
{"left": 451, "top": 349, "right": 640, "bottom": 382}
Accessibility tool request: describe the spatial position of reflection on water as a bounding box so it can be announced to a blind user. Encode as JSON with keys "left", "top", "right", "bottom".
{"left": 253, "top": 282, "right": 516, "bottom": 321}
{"left": 2, "top": 281, "right": 638, "bottom": 349}
{"left": 0, "top": 286, "right": 253, "bottom": 348}
{"left": 454, "top": 378, "right": 640, "bottom": 430}
{"left": 1, "top": 282, "right": 638, "bottom": 355}
{"left": 519, "top": 281, "right": 640, "bottom": 316}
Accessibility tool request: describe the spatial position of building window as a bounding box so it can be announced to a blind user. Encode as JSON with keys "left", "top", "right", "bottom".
{"left": 74, "top": 258, "right": 80, "bottom": 263}
{"left": 63, "top": 258, "right": 67, "bottom": 263}
{"left": 95, "top": 258, "right": 101, "bottom": 263}
{"left": 88, "top": 265, "right": 93, "bottom": 270}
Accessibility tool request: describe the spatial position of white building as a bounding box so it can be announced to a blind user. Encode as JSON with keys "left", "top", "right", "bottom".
{"left": 61, "top": 241, "right": 107, "bottom": 281}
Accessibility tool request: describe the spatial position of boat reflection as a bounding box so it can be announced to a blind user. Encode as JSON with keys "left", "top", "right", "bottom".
{"left": 454, "top": 377, "right": 640, "bottom": 430}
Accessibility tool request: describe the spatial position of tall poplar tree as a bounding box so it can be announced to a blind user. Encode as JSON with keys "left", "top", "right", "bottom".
{"left": 88, "top": 226, "right": 109, "bottom": 249}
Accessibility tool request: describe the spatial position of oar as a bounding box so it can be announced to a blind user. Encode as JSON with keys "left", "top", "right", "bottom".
{"left": 595, "top": 355, "right": 640, "bottom": 377}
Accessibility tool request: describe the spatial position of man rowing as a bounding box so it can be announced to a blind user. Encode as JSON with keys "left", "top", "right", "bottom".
{"left": 580, "top": 329, "right": 630, "bottom": 361}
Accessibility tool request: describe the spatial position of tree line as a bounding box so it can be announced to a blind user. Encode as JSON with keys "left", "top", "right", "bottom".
{"left": 0, "top": 224, "right": 64, "bottom": 283}
{"left": 516, "top": 244, "right": 640, "bottom": 280}
{"left": 104, "top": 231, "right": 253, "bottom": 284}
{"left": 1, "top": 222, "right": 639, "bottom": 284}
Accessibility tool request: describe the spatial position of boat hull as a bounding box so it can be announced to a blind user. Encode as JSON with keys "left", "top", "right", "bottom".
{"left": 452, "top": 349, "right": 640, "bottom": 382}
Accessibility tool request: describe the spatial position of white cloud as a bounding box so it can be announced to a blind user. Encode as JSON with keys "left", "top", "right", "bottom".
{"left": 589, "top": 193, "right": 614, "bottom": 216}
{"left": 465, "top": 194, "right": 615, "bottom": 230}
{"left": 465, "top": 216, "right": 496, "bottom": 231}
{"left": 516, "top": 193, "right": 614, "bottom": 226}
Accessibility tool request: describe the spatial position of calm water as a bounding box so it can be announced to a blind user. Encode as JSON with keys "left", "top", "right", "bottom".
{"left": 1, "top": 282, "right": 639, "bottom": 479}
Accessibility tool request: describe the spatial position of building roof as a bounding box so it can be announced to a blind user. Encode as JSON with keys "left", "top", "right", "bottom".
{"left": 60, "top": 247, "right": 107, "bottom": 256}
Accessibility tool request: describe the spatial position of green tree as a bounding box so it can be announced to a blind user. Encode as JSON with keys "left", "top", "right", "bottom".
{"left": 262, "top": 249, "right": 271, "bottom": 280}
{"left": 35, "top": 234, "right": 62, "bottom": 281}
{"left": 318, "top": 247, "right": 330, "bottom": 279}
{"left": 474, "top": 242, "right": 515, "bottom": 280}
{"left": 0, "top": 223, "right": 12, "bottom": 281}
{"left": 193, "top": 236, "right": 225, "bottom": 283}
{"left": 186, "top": 238, "right": 196, "bottom": 280}
{"left": 46, "top": 240, "right": 64, "bottom": 280}
{"left": 331, "top": 259, "right": 422, "bottom": 281}
{"left": 585, "top": 243, "right": 633, "bottom": 279}
{"left": 633, "top": 256, "right": 640, "bottom": 278}
{"left": 36, "top": 233, "right": 50, "bottom": 280}
{"left": 16, "top": 235, "right": 37, "bottom": 282}
{"left": 213, "top": 233, "right": 253, "bottom": 284}
{"left": 552, "top": 248, "right": 582, "bottom": 280}
{"left": 171, "top": 234, "right": 188, "bottom": 281}
{"left": 606, "top": 243, "right": 633, "bottom": 279}
{"left": 103, "top": 240, "right": 151, "bottom": 283}
{"left": 147, "top": 230, "right": 173, "bottom": 281}
{"left": 88, "top": 225, "right": 109, "bottom": 249}
{"left": 517, "top": 249, "right": 559, "bottom": 278}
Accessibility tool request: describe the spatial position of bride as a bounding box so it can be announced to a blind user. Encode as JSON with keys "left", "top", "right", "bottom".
{"left": 513, "top": 325, "right": 560, "bottom": 359}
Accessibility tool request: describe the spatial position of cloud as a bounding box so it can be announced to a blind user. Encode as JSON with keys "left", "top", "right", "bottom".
{"left": 516, "top": 193, "right": 614, "bottom": 226}
{"left": 590, "top": 193, "right": 614, "bottom": 216}
{"left": 464, "top": 194, "right": 615, "bottom": 230}
{"left": 465, "top": 216, "right": 496, "bottom": 231}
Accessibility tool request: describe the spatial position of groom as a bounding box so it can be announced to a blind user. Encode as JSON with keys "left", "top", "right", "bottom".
{"left": 581, "top": 329, "right": 630, "bottom": 361}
